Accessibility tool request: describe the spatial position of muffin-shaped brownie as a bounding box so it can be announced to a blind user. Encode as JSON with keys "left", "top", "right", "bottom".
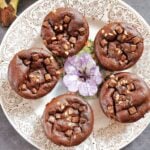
{"left": 41, "top": 7, "right": 89, "bottom": 58}
{"left": 94, "top": 22, "right": 144, "bottom": 71}
{"left": 99, "top": 72, "right": 150, "bottom": 123}
{"left": 8, "top": 48, "right": 60, "bottom": 99}
{"left": 43, "top": 93, "right": 94, "bottom": 146}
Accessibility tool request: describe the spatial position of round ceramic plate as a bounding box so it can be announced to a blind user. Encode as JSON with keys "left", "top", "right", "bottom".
{"left": 0, "top": 0, "right": 150, "bottom": 149}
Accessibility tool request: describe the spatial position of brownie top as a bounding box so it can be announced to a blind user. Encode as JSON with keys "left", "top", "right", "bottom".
{"left": 94, "top": 22, "right": 144, "bottom": 71}
{"left": 99, "top": 72, "right": 150, "bottom": 123}
{"left": 43, "top": 93, "right": 94, "bottom": 146}
{"left": 8, "top": 48, "right": 60, "bottom": 99}
{"left": 41, "top": 7, "right": 89, "bottom": 58}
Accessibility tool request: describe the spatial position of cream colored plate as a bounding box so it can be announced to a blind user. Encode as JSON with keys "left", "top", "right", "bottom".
{"left": 0, "top": 0, "right": 150, "bottom": 150}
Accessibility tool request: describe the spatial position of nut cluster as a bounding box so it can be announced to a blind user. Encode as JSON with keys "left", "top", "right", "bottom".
{"left": 48, "top": 101, "right": 87, "bottom": 136}
{"left": 100, "top": 73, "right": 150, "bottom": 123}
{"left": 41, "top": 7, "right": 89, "bottom": 58}
{"left": 43, "top": 94, "right": 93, "bottom": 146}
{"left": 107, "top": 74, "right": 136, "bottom": 115}
{"left": 95, "top": 22, "right": 144, "bottom": 71}
{"left": 20, "top": 53, "right": 59, "bottom": 95}
{"left": 8, "top": 48, "right": 61, "bottom": 99}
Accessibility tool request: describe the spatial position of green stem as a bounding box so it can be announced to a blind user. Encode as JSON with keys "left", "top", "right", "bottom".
{"left": 0, "top": 0, "right": 8, "bottom": 8}
{"left": 9, "top": 0, "right": 19, "bottom": 13}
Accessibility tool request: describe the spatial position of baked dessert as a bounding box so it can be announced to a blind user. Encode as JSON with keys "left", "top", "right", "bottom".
{"left": 41, "top": 7, "right": 89, "bottom": 58}
{"left": 8, "top": 48, "right": 60, "bottom": 99}
{"left": 94, "top": 22, "right": 144, "bottom": 71}
{"left": 99, "top": 72, "right": 150, "bottom": 123}
{"left": 43, "top": 93, "right": 94, "bottom": 146}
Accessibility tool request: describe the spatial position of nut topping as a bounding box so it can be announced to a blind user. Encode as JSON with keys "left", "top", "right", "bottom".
{"left": 74, "top": 127, "right": 81, "bottom": 133}
{"left": 62, "top": 43, "right": 70, "bottom": 50}
{"left": 72, "top": 103, "right": 80, "bottom": 109}
{"left": 69, "top": 37, "right": 77, "bottom": 44}
{"left": 80, "top": 118, "right": 87, "bottom": 124}
{"left": 100, "top": 39, "right": 108, "bottom": 47}
{"left": 56, "top": 113, "right": 61, "bottom": 119}
{"left": 44, "top": 58, "right": 51, "bottom": 65}
{"left": 101, "top": 29, "right": 105, "bottom": 34}
{"left": 51, "top": 36, "right": 57, "bottom": 41}
{"left": 119, "top": 79, "right": 128, "bottom": 85}
{"left": 66, "top": 116, "right": 72, "bottom": 121}
{"left": 115, "top": 48, "right": 122, "bottom": 55}
{"left": 48, "top": 116, "right": 55, "bottom": 123}
{"left": 42, "top": 21, "right": 49, "bottom": 28}
{"left": 64, "top": 15, "right": 71, "bottom": 23}
{"left": 79, "top": 106, "right": 86, "bottom": 112}
{"left": 130, "top": 44, "right": 136, "bottom": 52}
{"left": 132, "top": 37, "right": 141, "bottom": 44}
{"left": 23, "top": 59, "right": 31, "bottom": 65}
{"left": 32, "top": 54, "right": 39, "bottom": 61}
{"left": 45, "top": 74, "right": 52, "bottom": 81}
{"left": 108, "top": 79, "right": 117, "bottom": 87}
{"left": 31, "top": 88, "right": 37, "bottom": 94}
{"left": 113, "top": 91, "right": 120, "bottom": 102}
{"left": 128, "top": 107, "right": 137, "bottom": 115}
{"left": 115, "top": 26, "right": 123, "bottom": 34}
{"left": 57, "top": 34, "right": 63, "bottom": 40}
{"left": 20, "top": 84, "right": 27, "bottom": 91}
{"left": 127, "top": 83, "right": 135, "bottom": 91}
{"left": 65, "top": 51, "right": 69, "bottom": 56}
{"left": 107, "top": 106, "right": 114, "bottom": 114}
{"left": 65, "top": 130, "right": 73, "bottom": 137}
{"left": 72, "top": 116, "right": 80, "bottom": 123}
{"left": 79, "top": 27, "right": 85, "bottom": 35}
{"left": 68, "top": 108, "right": 74, "bottom": 115}
{"left": 54, "top": 25, "right": 58, "bottom": 31}
{"left": 117, "top": 34, "right": 126, "bottom": 42}
{"left": 59, "top": 25, "right": 63, "bottom": 31}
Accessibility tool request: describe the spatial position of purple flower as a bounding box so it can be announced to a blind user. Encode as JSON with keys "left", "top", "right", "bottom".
{"left": 63, "top": 53, "right": 103, "bottom": 96}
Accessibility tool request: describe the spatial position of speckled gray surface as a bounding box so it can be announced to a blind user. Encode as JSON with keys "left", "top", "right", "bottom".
{"left": 0, "top": 0, "right": 150, "bottom": 150}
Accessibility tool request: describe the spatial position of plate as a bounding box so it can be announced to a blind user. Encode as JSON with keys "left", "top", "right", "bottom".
{"left": 0, "top": 0, "right": 150, "bottom": 150}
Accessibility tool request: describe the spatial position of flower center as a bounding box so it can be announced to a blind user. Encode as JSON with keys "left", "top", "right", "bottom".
{"left": 79, "top": 70, "right": 90, "bottom": 81}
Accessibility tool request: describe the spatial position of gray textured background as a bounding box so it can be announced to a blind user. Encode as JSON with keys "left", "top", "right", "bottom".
{"left": 0, "top": 0, "right": 150, "bottom": 150}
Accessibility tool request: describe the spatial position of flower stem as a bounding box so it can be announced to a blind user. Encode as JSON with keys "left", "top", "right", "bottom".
{"left": 0, "top": 0, "right": 8, "bottom": 9}
{"left": 9, "top": 0, "right": 19, "bottom": 14}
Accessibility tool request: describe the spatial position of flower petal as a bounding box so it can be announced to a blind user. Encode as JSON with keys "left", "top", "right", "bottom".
{"left": 89, "top": 66, "right": 102, "bottom": 85}
{"left": 64, "top": 63, "right": 77, "bottom": 75}
{"left": 63, "top": 75, "right": 80, "bottom": 92}
{"left": 86, "top": 79, "right": 98, "bottom": 96}
{"left": 78, "top": 82, "right": 89, "bottom": 96}
{"left": 64, "top": 56, "right": 79, "bottom": 75}
{"left": 63, "top": 52, "right": 103, "bottom": 96}
{"left": 79, "top": 53, "right": 96, "bottom": 72}
{"left": 78, "top": 80, "right": 98, "bottom": 96}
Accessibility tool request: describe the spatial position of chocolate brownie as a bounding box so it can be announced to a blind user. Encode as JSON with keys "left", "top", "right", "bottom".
{"left": 94, "top": 22, "right": 144, "bottom": 71}
{"left": 8, "top": 48, "right": 61, "bottom": 99}
{"left": 41, "top": 7, "right": 89, "bottom": 58}
{"left": 99, "top": 72, "right": 150, "bottom": 123}
{"left": 43, "top": 93, "right": 94, "bottom": 146}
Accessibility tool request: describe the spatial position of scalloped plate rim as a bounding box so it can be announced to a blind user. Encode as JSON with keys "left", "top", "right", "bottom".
{"left": 0, "top": 0, "right": 150, "bottom": 149}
